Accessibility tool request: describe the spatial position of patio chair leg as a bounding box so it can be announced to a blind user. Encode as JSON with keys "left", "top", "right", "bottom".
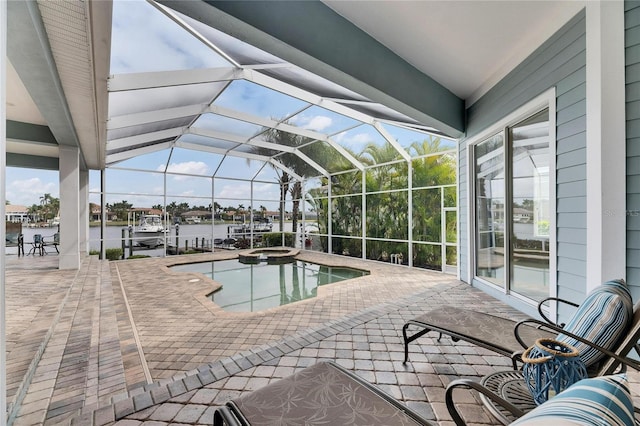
{"left": 403, "top": 323, "right": 411, "bottom": 363}
{"left": 446, "top": 378, "right": 524, "bottom": 426}
{"left": 402, "top": 322, "right": 433, "bottom": 364}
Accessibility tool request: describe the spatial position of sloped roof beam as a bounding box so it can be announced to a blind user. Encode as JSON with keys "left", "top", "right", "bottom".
{"left": 107, "top": 67, "right": 240, "bottom": 92}
{"left": 108, "top": 71, "right": 388, "bottom": 169}
{"left": 189, "top": 128, "right": 329, "bottom": 177}
{"left": 248, "top": 139, "right": 295, "bottom": 153}
{"left": 208, "top": 104, "right": 364, "bottom": 171}
{"left": 106, "top": 127, "right": 183, "bottom": 150}
{"left": 377, "top": 118, "right": 447, "bottom": 136}
{"left": 268, "top": 160, "right": 303, "bottom": 182}
{"left": 322, "top": 138, "right": 363, "bottom": 171}
{"left": 151, "top": 1, "right": 242, "bottom": 68}
{"left": 108, "top": 104, "right": 209, "bottom": 130}
{"left": 188, "top": 128, "right": 290, "bottom": 150}
{"left": 373, "top": 122, "right": 411, "bottom": 162}
{"left": 158, "top": 0, "right": 464, "bottom": 138}
{"left": 244, "top": 70, "right": 376, "bottom": 126}
{"left": 175, "top": 140, "right": 274, "bottom": 164}
{"left": 243, "top": 70, "right": 412, "bottom": 163}
{"left": 106, "top": 141, "right": 173, "bottom": 165}
{"left": 291, "top": 151, "right": 329, "bottom": 177}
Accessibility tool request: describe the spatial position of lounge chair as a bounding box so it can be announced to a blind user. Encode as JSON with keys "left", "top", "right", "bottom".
{"left": 213, "top": 361, "right": 432, "bottom": 426}
{"left": 403, "top": 279, "right": 637, "bottom": 371}
{"left": 447, "top": 373, "right": 638, "bottom": 425}
{"left": 444, "top": 328, "right": 640, "bottom": 425}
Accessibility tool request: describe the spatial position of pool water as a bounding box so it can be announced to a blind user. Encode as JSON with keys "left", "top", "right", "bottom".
{"left": 170, "top": 259, "right": 368, "bottom": 312}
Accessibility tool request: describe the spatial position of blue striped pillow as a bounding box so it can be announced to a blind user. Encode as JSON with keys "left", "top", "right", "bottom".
{"left": 512, "top": 374, "right": 634, "bottom": 425}
{"left": 556, "top": 279, "right": 633, "bottom": 367}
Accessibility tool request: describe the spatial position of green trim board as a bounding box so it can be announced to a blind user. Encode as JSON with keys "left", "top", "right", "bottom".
{"left": 6, "top": 153, "right": 59, "bottom": 171}
{"left": 6, "top": 120, "right": 57, "bottom": 145}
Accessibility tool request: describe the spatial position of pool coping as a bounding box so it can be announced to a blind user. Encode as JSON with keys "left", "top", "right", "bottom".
{"left": 155, "top": 249, "right": 375, "bottom": 318}
{"left": 237, "top": 247, "right": 300, "bottom": 263}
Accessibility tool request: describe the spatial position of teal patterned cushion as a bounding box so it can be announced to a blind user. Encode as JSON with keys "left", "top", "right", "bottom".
{"left": 557, "top": 279, "right": 633, "bottom": 367}
{"left": 512, "top": 374, "right": 634, "bottom": 426}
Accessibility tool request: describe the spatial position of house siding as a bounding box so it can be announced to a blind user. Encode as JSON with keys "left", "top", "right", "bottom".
{"left": 459, "top": 10, "right": 587, "bottom": 311}
{"left": 626, "top": 0, "right": 640, "bottom": 300}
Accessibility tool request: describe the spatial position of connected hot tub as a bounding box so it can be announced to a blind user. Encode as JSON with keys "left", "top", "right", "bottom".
{"left": 170, "top": 254, "right": 368, "bottom": 313}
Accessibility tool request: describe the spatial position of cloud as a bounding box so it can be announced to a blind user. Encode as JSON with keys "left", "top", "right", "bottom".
{"left": 334, "top": 132, "right": 373, "bottom": 150}
{"left": 217, "top": 183, "right": 251, "bottom": 200}
{"left": 290, "top": 115, "right": 333, "bottom": 132}
{"left": 345, "top": 133, "right": 373, "bottom": 144}
{"left": 161, "top": 161, "right": 210, "bottom": 180}
{"left": 305, "top": 116, "right": 333, "bottom": 131}
{"left": 6, "top": 177, "right": 58, "bottom": 207}
{"left": 252, "top": 183, "right": 281, "bottom": 200}
{"left": 110, "top": 0, "right": 229, "bottom": 74}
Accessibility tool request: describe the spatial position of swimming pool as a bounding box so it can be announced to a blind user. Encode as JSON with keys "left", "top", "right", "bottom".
{"left": 170, "top": 259, "right": 368, "bottom": 312}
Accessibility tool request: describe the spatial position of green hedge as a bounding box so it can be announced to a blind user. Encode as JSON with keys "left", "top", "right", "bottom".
{"left": 106, "top": 248, "right": 123, "bottom": 260}
{"left": 262, "top": 232, "right": 295, "bottom": 247}
{"left": 89, "top": 248, "right": 123, "bottom": 260}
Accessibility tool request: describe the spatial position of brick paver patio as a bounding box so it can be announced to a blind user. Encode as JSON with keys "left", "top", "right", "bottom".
{"left": 6, "top": 250, "right": 639, "bottom": 426}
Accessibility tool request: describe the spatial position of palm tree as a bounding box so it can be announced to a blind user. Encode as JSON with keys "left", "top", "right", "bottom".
{"left": 258, "top": 127, "right": 311, "bottom": 234}
{"left": 409, "top": 136, "right": 457, "bottom": 267}
{"left": 27, "top": 204, "right": 40, "bottom": 223}
{"left": 286, "top": 140, "right": 354, "bottom": 234}
{"left": 38, "top": 193, "right": 60, "bottom": 224}
{"left": 252, "top": 122, "right": 362, "bottom": 247}
{"left": 409, "top": 136, "right": 456, "bottom": 188}
{"left": 408, "top": 135, "right": 446, "bottom": 155}
{"left": 360, "top": 143, "right": 408, "bottom": 243}
{"left": 279, "top": 172, "right": 290, "bottom": 230}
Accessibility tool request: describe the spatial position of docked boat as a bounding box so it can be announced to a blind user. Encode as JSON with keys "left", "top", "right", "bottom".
{"left": 227, "top": 218, "right": 273, "bottom": 237}
{"left": 133, "top": 214, "right": 164, "bottom": 247}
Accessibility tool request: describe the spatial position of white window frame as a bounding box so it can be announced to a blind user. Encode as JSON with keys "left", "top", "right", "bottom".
{"left": 466, "top": 88, "right": 557, "bottom": 313}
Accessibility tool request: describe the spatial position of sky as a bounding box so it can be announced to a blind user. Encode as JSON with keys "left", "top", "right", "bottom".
{"left": 6, "top": 0, "right": 455, "bottom": 211}
{"left": 6, "top": 168, "right": 59, "bottom": 208}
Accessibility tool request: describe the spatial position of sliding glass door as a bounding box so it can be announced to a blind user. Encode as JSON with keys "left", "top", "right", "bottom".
{"left": 474, "top": 108, "right": 551, "bottom": 301}
{"left": 509, "top": 110, "right": 550, "bottom": 300}
{"left": 475, "top": 133, "right": 505, "bottom": 287}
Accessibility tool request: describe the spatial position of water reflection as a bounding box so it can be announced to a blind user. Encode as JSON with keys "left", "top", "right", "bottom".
{"left": 170, "top": 259, "right": 368, "bottom": 312}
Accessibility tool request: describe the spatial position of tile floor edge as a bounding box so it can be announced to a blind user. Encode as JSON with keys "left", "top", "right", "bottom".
{"left": 6, "top": 258, "right": 88, "bottom": 425}
{"left": 83, "top": 281, "right": 459, "bottom": 425}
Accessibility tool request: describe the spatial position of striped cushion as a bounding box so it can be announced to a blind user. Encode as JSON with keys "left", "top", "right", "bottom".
{"left": 556, "top": 279, "right": 633, "bottom": 367}
{"left": 512, "top": 374, "right": 634, "bottom": 426}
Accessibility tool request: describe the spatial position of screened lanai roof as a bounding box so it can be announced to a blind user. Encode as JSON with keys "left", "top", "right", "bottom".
{"left": 106, "top": 0, "right": 455, "bottom": 182}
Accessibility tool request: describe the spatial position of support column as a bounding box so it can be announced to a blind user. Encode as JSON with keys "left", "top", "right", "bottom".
{"left": 79, "top": 170, "right": 89, "bottom": 254}
{"left": 586, "top": 0, "right": 626, "bottom": 291}
{"left": 59, "top": 146, "right": 81, "bottom": 270}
